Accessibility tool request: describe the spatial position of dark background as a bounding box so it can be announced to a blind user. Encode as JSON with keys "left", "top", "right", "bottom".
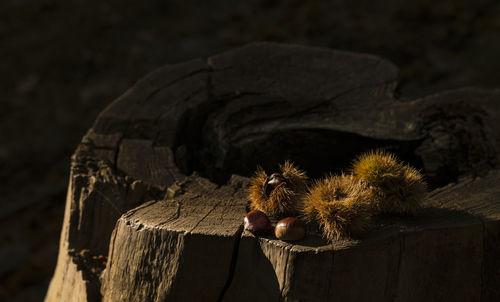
{"left": 1, "top": 0, "right": 500, "bottom": 301}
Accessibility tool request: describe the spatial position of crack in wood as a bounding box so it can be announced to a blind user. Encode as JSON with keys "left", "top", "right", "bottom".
{"left": 393, "top": 234, "right": 405, "bottom": 302}
{"left": 140, "top": 67, "right": 208, "bottom": 106}
{"left": 186, "top": 201, "right": 222, "bottom": 234}
{"left": 326, "top": 245, "right": 335, "bottom": 302}
{"left": 216, "top": 224, "right": 244, "bottom": 302}
{"left": 279, "top": 246, "right": 291, "bottom": 301}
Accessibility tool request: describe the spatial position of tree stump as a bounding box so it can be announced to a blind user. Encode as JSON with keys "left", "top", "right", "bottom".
{"left": 45, "top": 43, "right": 500, "bottom": 302}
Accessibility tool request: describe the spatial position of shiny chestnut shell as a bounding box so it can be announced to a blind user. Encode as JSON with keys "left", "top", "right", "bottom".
{"left": 264, "top": 173, "right": 288, "bottom": 197}
{"left": 244, "top": 210, "right": 272, "bottom": 236}
{"left": 275, "top": 217, "right": 306, "bottom": 241}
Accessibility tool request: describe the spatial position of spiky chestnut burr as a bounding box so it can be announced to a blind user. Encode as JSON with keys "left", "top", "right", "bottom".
{"left": 351, "top": 149, "right": 427, "bottom": 215}
{"left": 248, "top": 161, "right": 308, "bottom": 218}
{"left": 302, "top": 174, "right": 372, "bottom": 241}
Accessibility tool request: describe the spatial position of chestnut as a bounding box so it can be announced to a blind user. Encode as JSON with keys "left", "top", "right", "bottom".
{"left": 275, "top": 217, "right": 306, "bottom": 241}
{"left": 244, "top": 210, "right": 272, "bottom": 236}
{"left": 264, "top": 173, "right": 288, "bottom": 197}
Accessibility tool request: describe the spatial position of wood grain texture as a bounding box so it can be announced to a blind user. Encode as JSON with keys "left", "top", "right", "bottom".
{"left": 101, "top": 175, "right": 247, "bottom": 302}
{"left": 45, "top": 42, "right": 500, "bottom": 302}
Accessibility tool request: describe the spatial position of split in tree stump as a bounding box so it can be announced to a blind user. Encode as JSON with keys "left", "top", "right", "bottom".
{"left": 45, "top": 43, "right": 500, "bottom": 302}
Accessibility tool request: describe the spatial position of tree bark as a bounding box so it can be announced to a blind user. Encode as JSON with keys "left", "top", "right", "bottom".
{"left": 45, "top": 42, "right": 500, "bottom": 302}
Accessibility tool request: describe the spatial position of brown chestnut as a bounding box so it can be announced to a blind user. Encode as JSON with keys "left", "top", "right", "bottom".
{"left": 244, "top": 210, "right": 272, "bottom": 236}
{"left": 264, "top": 173, "right": 288, "bottom": 197}
{"left": 275, "top": 217, "right": 306, "bottom": 241}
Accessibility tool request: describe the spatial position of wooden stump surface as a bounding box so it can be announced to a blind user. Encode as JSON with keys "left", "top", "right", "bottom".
{"left": 45, "top": 42, "right": 500, "bottom": 302}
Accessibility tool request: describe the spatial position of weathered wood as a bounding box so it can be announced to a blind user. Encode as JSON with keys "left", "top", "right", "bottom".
{"left": 101, "top": 175, "right": 247, "bottom": 301}
{"left": 46, "top": 43, "right": 500, "bottom": 302}
{"left": 45, "top": 148, "right": 163, "bottom": 301}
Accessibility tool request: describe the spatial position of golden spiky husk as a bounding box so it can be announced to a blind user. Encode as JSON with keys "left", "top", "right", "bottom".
{"left": 351, "top": 150, "right": 427, "bottom": 215}
{"left": 248, "top": 161, "right": 308, "bottom": 218}
{"left": 302, "top": 174, "right": 372, "bottom": 241}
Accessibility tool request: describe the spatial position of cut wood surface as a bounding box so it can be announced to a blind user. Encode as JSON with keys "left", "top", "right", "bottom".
{"left": 45, "top": 43, "right": 500, "bottom": 302}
